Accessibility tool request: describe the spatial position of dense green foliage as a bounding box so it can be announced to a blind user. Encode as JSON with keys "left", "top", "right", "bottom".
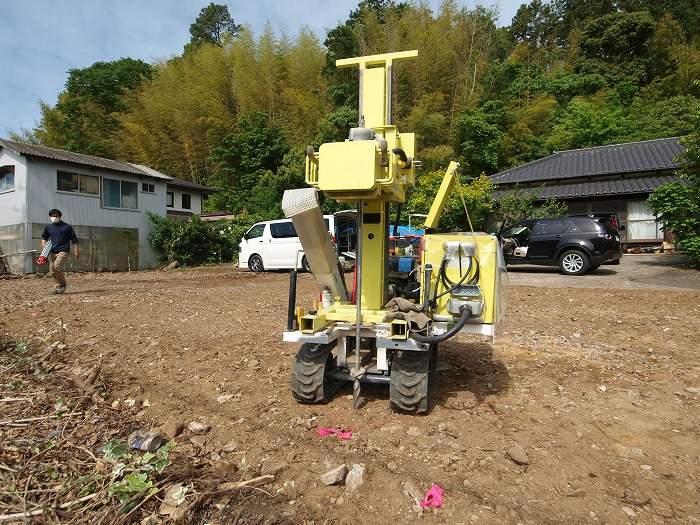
{"left": 17, "top": 1, "right": 700, "bottom": 263}
{"left": 146, "top": 211, "right": 261, "bottom": 265}
{"left": 33, "top": 58, "right": 153, "bottom": 158}
{"left": 648, "top": 117, "right": 700, "bottom": 266}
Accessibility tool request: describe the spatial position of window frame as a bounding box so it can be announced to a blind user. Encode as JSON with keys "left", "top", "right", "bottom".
{"left": 181, "top": 193, "right": 192, "bottom": 210}
{"left": 56, "top": 170, "right": 100, "bottom": 196}
{"left": 141, "top": 182, "right": 155, "bottom": 193}
{"left": 102, "top": 177, "right": 138, "bottom": 210}
{"left": 0, "top": 166, "right": 14, "bottom": 192}
{"left": 166, "top": 192, "right": 174, "bottom": 208}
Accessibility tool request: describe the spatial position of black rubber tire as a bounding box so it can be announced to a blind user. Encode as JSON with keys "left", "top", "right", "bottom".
{"left": 558, "top": 250, "right": 589, "bottom": 275}
{"left": 291, "top": 343, "right": 336, "bottom": 404}
{"left": 248, "top": 254, "right": 264, "bottom": 273}
{"left": 301, "top": 255, "right": 311, "bottom": 273}
{"left": 389, "top": 345, "right": 437, "bottom": 414}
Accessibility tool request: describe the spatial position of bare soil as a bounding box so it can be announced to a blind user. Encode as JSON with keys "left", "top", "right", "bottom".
{"left": 1, "top": 254, "right": 699, "bottom": 524}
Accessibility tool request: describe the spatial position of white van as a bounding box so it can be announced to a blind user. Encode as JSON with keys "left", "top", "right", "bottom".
{"left": 239, "top": 211, "right": 356, "bottom": 272}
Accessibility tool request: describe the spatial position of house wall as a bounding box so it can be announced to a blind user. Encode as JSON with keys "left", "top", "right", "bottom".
{"left": 0, "top": 151, "right": 169, "bottom": 274}
{"left": 167, "top": 187, "right": 202, "bottom": 215}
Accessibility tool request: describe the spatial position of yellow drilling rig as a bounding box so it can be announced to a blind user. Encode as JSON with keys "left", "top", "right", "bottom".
{"left": 281, "top": 50, "right": 507, "bottom": 413}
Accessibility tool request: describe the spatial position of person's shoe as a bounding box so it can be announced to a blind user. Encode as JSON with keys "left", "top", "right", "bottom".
{"left": 50, "top": 285, "right": 66, "bottom": 295}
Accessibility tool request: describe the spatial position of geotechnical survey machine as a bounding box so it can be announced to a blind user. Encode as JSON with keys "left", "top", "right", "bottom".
{"left": 282, "top": 50, "right": 507, "bottom": 413}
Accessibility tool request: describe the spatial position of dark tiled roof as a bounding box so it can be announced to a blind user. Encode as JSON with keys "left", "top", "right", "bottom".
{"left": 489, "top": 137, "right": 684, "bottom": 185}
{"left": 0, "top": 138, "right": 172, "bottom": 181}
{"left": 168, "top": 176, "right": 215, "bottom": 193}
{"left": 494, "top": 175, "right": 691, "bottom": 200}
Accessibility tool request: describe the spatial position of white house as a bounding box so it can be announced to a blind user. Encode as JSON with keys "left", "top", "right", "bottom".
{"left": 0, "top": 139, "right": 212, "bottom": 274}
{"left": 165, "top": 177, "right": 215, "bottom": 220}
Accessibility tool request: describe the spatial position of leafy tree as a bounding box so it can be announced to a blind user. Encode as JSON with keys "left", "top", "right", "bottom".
{"left": 407, "top": 171, "right": 495, "bottom": 231}
{"left": 510, "top": 0, "right": 559, "bottom": 48}
{"left": 577, "top": 11, "right": 656, "bottom": 85}
{"left": 208, "top": 112, "right": 290, "bottom": 214}
{"left": 626, "top": 96, "right": 700, "bottom": 140}
{"left": 648, "top": 115, "right": 700, "bottom": 266}
{"left": 452, "top": 100, "right": 509, "bottom": 175}
{"left": 314, "top": 106, "right": 358, "bottom": 145}
{"left": 535, "top": 196, "right": 569, "bottom": 217}
{"left": 186, "top": 3, "right": 241, "bottom": 52}
{"left": 492, "top": 184, "right": 538, "bottom": 229}
{"left": 34, "top": 58, "right": 152, "bottom": 157}
{"left": 544, "top": 95, "right": 632, "bottom": 151}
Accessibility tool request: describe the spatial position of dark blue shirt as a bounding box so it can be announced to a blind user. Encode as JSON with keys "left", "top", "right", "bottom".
{"left": 41, "top": 222, "right": 79, "bottom": 253}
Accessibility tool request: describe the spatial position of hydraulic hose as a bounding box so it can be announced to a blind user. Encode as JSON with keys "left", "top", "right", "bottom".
{"left": 411, "top": 304, "right": 472, "bottom": 344}
{"left": 287, "top": 269, "right": 298, "bottom": 330}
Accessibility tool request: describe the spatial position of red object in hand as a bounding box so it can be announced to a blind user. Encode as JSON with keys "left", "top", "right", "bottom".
{"left": 36, "top": 256, "right": 47, "bottom": 265}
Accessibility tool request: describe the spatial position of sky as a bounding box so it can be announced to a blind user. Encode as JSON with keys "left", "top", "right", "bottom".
{"left": 1, "top": 0, "right": 523, "bottom": 137}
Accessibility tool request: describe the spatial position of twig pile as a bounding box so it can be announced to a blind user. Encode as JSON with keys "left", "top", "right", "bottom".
{"left": 0, "top": 327, "right": 300, "bottom": 524}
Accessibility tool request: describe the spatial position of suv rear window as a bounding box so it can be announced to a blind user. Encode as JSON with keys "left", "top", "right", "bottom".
{"left": 566, "top": 217, "right": 600, "bottom": 232}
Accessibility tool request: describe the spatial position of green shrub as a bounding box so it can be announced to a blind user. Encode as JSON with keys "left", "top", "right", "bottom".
{"left": 146, "top": 211, "right": 264, "bottom": 266}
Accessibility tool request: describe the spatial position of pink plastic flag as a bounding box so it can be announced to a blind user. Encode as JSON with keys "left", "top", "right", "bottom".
{"left": 318, "top": 428, "right": 352, "bottom": 439}
{"left": 420, "top": 484, "right": 443, "bottom": 508}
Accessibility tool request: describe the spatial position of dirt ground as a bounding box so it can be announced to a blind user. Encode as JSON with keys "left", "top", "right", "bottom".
{"left": 2, "top": 253, "right": 700, "bottom": 524}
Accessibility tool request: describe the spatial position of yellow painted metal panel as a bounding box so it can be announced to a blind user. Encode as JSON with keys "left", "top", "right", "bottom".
{"left": 318, "top": 141, "right": 378, "bottom": 191}
{"left": 362, "top": 67, "right": 386, "bottom": 129}
{"left": 425, "top": 161, "right": 460, "bottom": 229}
{"left": 420, "top": 232, "right": 501, "bottom": 325}
{"left": 359, "top": 201, "right": 387, "bottom": 310}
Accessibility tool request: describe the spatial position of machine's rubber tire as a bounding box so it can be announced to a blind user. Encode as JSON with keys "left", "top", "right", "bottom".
{"left": 558, "top": 250, "right": 589, "bottom": 275}
{"left": 301, "top": 255, "right": 311, "bottom": 273}
{"left": 291, "top": 343, "right": 337, "bottom": 404}
{"left": 248, "top": 254, "right": 264, "bottom": 273}
{"left": 389, "top": 345, "right": 437, "bottom": 414}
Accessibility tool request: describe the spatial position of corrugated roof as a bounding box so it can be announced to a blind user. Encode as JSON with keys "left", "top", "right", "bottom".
{"left": 0, "top": 138, "right": 172, "bottom": 181}
{"left": 489, "top": 137, "right": 685, "bottom": 185}
{"left": 493, "top": 175, "right": 691, "bottom": 200}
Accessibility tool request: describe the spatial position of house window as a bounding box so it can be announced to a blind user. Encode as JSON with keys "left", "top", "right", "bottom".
{"left": 0, "top": 166, "right": 14, "bottom": 192}
{"left": 57, "top": 170, "right": 99, "bottom": 195}
{"left": 627, "top": 200, "right": 661, "bottom": 240}
{"left": 103, "top": 178, "right": 138, "bottom": 209}
{"left": 141, "top": 182, "right": 155, "bottom": 193}
{"left": 166, "top": 192, "right": 174, "bottom": 207}
{"left": 182, "top": 193, "right": 192, "bottom": 210}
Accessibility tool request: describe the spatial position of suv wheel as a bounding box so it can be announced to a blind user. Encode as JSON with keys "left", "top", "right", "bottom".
{"left": 559, "top": 250, "right": 589, "bottom": 275}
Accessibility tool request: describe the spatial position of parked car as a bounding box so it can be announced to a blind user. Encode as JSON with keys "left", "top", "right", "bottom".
{"left": 498, "top": 216, "right": 622, "bottom": 275}
{"left": 239, "top": 211, "right": 356, "bottom": 273}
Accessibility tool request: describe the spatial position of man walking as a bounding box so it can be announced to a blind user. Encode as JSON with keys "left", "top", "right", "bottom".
{"left": 41, "top": 209, "right": 79, "bottom": 295}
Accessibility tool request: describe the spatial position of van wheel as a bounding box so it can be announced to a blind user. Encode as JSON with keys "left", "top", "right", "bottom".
{"left": 301, "top": 255, "right": 311, "bottom": 273}
{"left": 248, "top": 254, "right": 264, "bottom": 273}
{"left": 559, "top": 250, "right": 589, "bottom": 275}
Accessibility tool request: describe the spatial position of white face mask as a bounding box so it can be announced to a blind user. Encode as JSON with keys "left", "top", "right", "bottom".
{"left": 50, "top": 216, "right": 61, "bottom": 224}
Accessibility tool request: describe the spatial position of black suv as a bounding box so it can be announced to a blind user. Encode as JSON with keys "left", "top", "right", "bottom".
{"left": 498, "top": 216, "right": 622, "bottom": 275}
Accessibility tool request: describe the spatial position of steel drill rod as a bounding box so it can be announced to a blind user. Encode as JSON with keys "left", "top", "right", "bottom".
{"left": 353, "top": 200, "right": 363, "bottom": 410}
